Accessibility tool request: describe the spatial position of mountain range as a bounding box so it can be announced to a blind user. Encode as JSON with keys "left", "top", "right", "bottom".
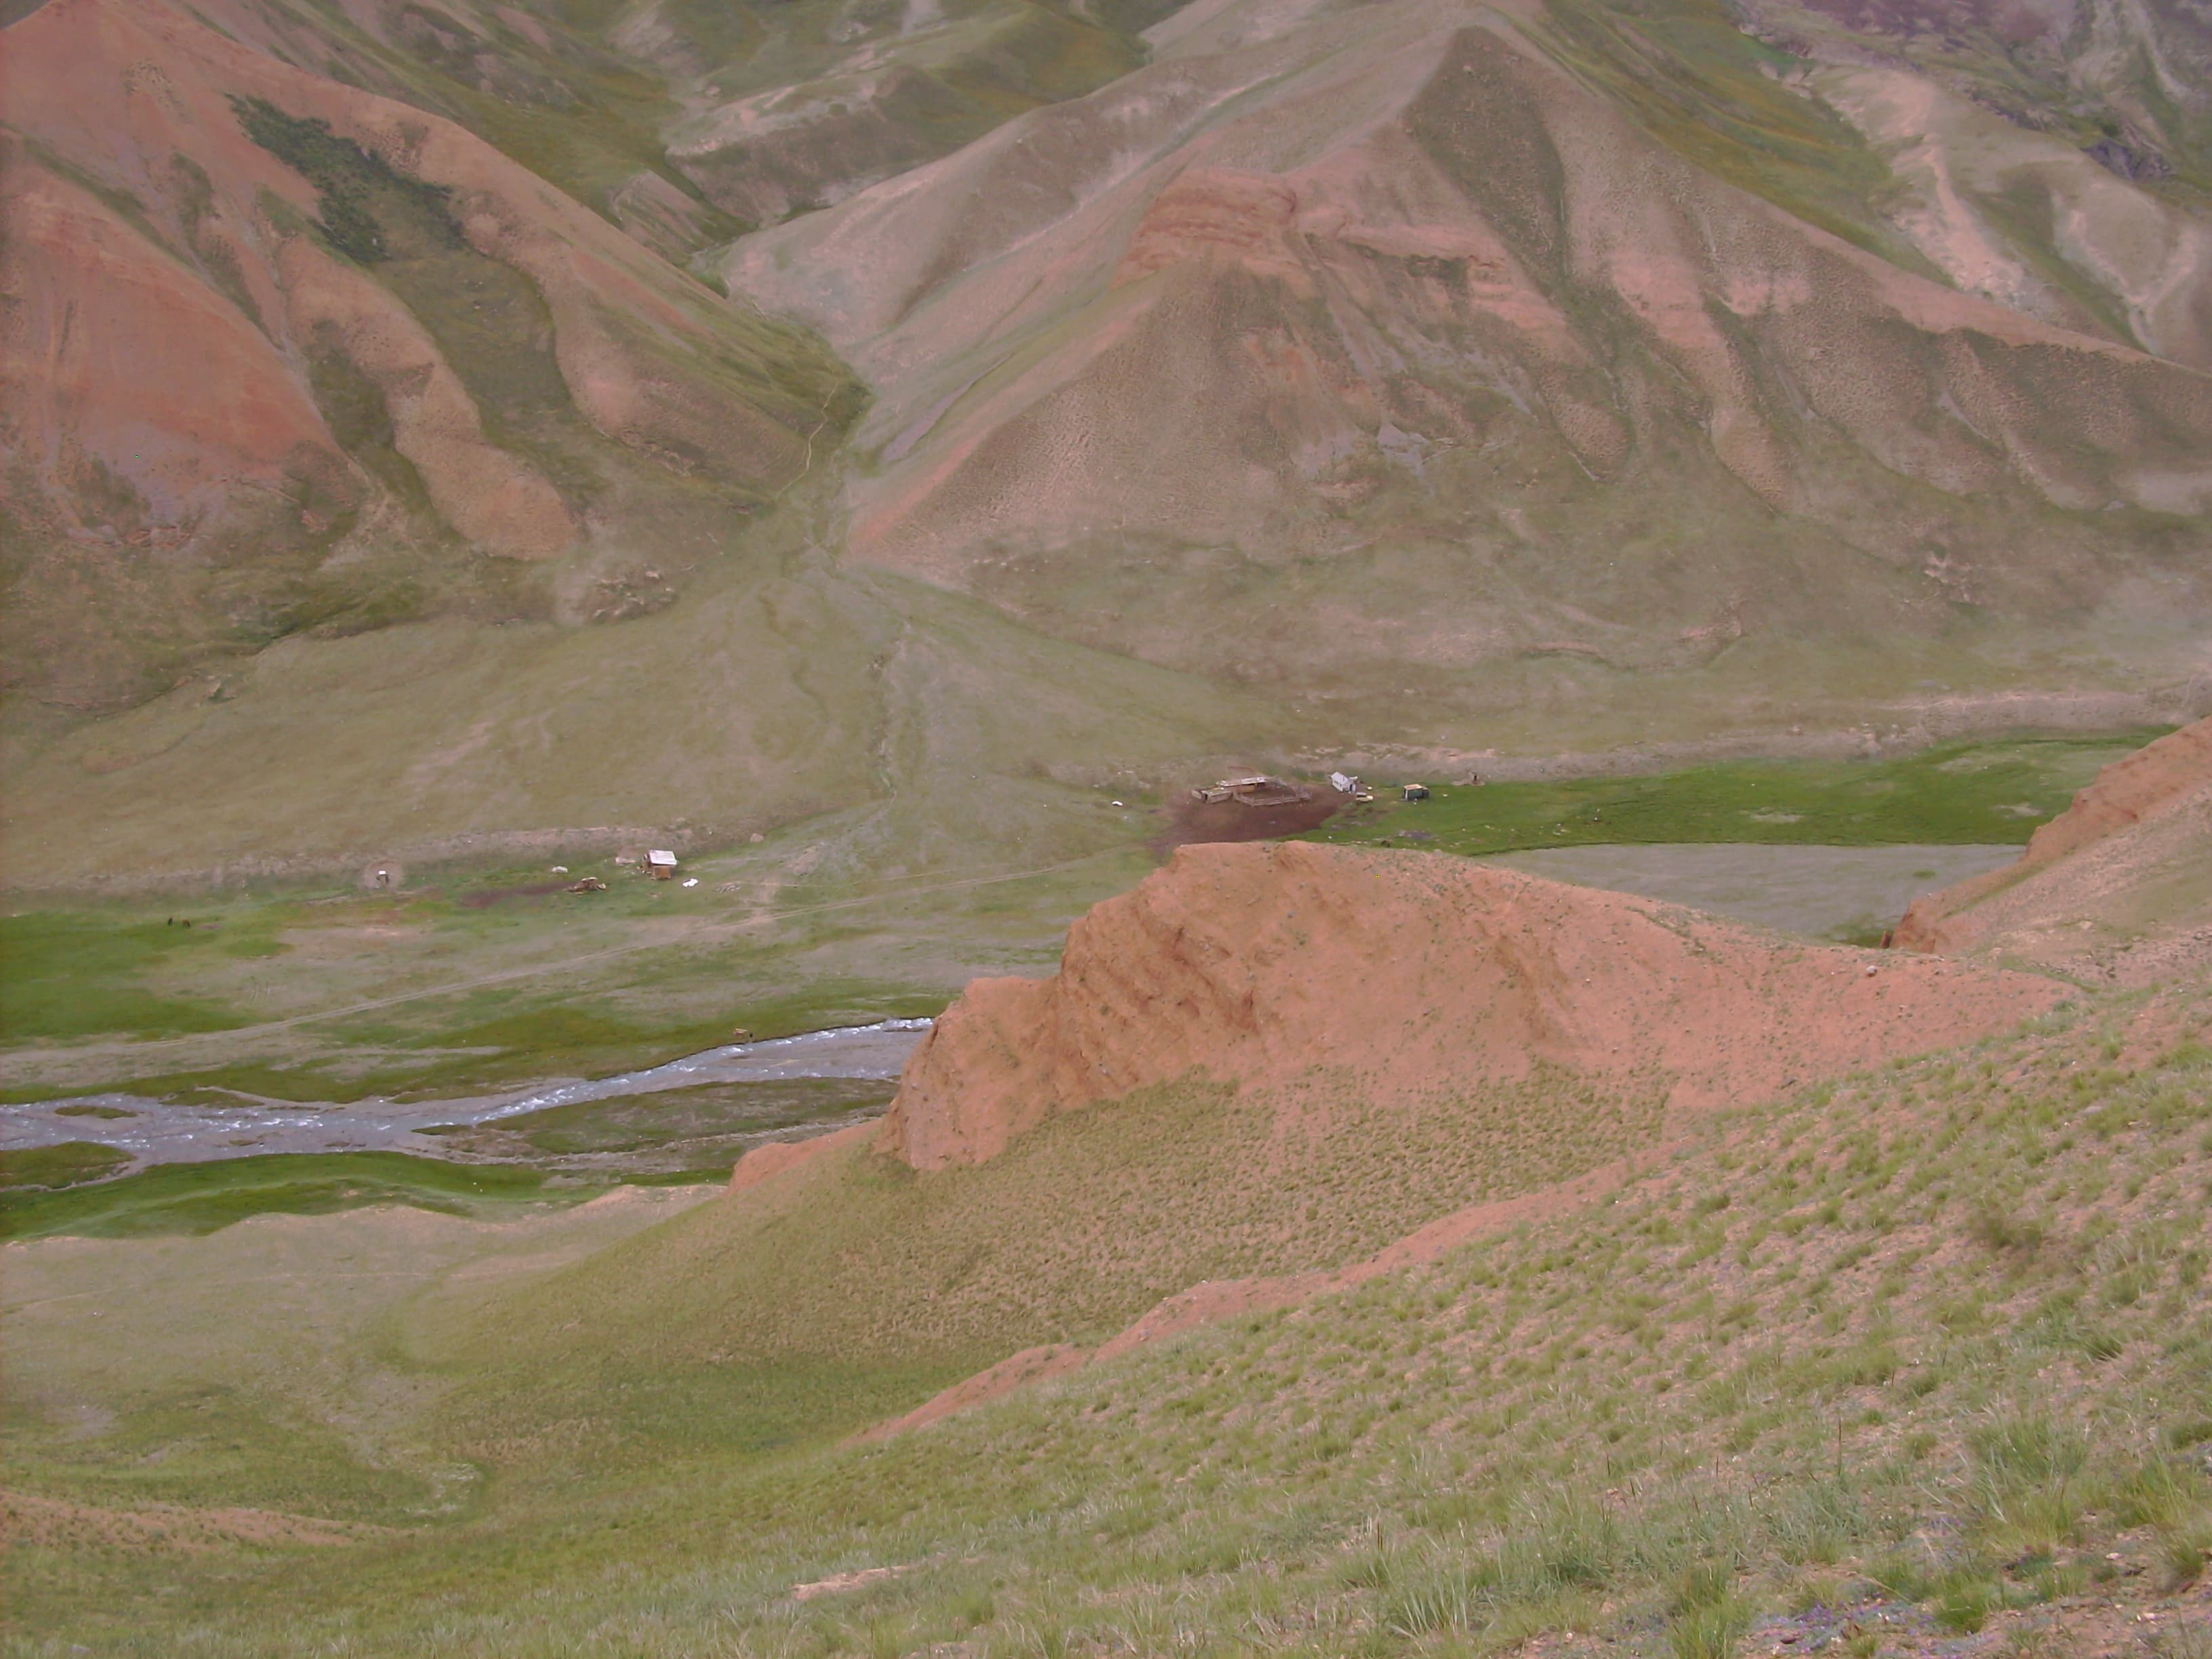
{"left": 4, "top": 0, "right": 2211, "bottom": 881}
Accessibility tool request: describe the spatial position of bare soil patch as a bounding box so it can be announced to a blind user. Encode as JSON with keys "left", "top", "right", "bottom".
{"left": 457, "top": 882, "right": 575, "bottom": 909}
{"left": 1157, "top": 790, "right": 1340, "bottom": 852}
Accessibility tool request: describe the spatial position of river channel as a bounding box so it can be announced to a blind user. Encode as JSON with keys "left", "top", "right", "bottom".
{"left": 1, "top": 1019, "right": 933, "bottom": 1166}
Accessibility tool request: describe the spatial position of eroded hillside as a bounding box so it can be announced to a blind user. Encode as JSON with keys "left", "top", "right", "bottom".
{"left": 729, "top": 0, "right": 2212, "bottom": 714}
{"left": 0, "top": 0, "right": 875, "bottom": 709}
{"left": 7, "top": 841, "right": 2209, "bottom": 1656}
{"left": 6, "top": 0, "right": 2211, "bottom": 883}
{"left": 879, "top": 840, "right": 2059, "bottom": 1167}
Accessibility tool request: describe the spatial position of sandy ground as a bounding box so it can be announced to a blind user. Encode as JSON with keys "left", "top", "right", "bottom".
{"left": 1480, "top": 843, "right": 2020, "bottom": 939}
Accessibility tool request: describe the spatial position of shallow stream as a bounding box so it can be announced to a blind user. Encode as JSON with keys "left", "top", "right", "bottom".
{"left": 1, "top": 1019, "right": 932, "bottom": 1165}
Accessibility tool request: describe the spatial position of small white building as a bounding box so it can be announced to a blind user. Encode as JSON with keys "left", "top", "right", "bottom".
{"left": 647, "top": 850, "right": 679, "bottom": 880}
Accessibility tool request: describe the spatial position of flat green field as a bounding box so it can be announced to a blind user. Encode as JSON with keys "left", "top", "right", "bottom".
{"left": 0, "top": 1140, "right": 130, "bottom": 1192}
{"left": 0, "top": 832, "right": 1152, "bottom": 1105}
{"left": 1303, "top": 733, "right": 2161, "bottom": 858}
{"left": 0, "top": 1151, "right": 577, "bottom": 1242}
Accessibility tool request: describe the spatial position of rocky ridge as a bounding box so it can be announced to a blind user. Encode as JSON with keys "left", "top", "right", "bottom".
{"left": 877, "top": 840, "right": 2064, "bottom": 1170}
{"left": 726, "top": 0, "right": 2212, "bottom": 709}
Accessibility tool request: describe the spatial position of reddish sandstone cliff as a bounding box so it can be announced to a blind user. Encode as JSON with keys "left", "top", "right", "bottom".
{"left": 878, "top": 841, "right": 2064, "bottom": 1170}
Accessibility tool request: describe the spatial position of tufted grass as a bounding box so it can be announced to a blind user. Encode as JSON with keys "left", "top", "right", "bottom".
{"left": 5, "top": 973, "right": 2209, "bottom": 1654}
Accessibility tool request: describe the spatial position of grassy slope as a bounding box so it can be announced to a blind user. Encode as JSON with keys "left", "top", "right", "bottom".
{"left": 1, "top": 554, "right": 1286, "bottom": 1101}
{"left": 6, "top": 979, "right": 2208, "bottom": 1653}
{"left": 0, "top": 1185, "right": 719, "bottom": 1536}
{"left": 403, "top": 1063, "right": 1670, "bottom": 1459}
{"left": 1531, "top": 0, "right": 1944, "bottom": 276}
{"left": 1, "top": 551, "right": 1283, "bottom": 888}
{"left": 190, "top": 0, "right": 1181, "bottom": 241}
{"left": 198, "top": 0, "right": 706, "bottom": 231}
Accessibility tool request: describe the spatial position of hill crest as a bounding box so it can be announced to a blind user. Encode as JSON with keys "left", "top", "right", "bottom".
{"left": 879, "top": 840, "right": 2064, "bottom": 1169}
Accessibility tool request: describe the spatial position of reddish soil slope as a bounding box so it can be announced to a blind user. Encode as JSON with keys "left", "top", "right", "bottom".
{"left": 729, "top": 0, "right": 2212, "bottom": 704}
{"left": 878, "top": 841, "right": 2063, "bottom": 1170}
{"left": 0, "top": 0, "right": 854, "bottom": 705}
{"left": 726, "top": 1122, "right": 875, "bottom": 1192}
{"left": 1893, "top": 717, "right": 2212, "bottom": 981}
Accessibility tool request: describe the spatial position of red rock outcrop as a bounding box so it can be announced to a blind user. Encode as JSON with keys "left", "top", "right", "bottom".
{"left": 1893, "top": 717, "right": 2212, "bottom": 977}
{"left": 726, "top": 1122, "right": 875, "bottom": 1192}
{"left": 2003, "top": 718, "right": 2212, "bottom": 872}
{"left": 877, "top": 841, "right": 2065, "bottom": 1171}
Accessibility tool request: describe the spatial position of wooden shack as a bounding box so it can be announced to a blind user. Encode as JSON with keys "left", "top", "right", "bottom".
{"left": 647, "top": 849, "right": 679, "bottom": 879}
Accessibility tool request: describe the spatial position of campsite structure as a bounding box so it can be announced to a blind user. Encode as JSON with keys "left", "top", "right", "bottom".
{"left": 1193, "top": 775, "right": 1312, "bottom": 808}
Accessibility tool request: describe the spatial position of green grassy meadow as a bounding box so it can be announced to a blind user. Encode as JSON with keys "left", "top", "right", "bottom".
{"left": 5, "top": 980, "right": 2207, "bottom": 1655}
{"left": 1303, "top": 733, "right": 2158, "bottom": 859}
{"left": 0, "top": 1140, "right": 131, "bottom": 1192}
{"left": 0, "top": 830, "right": 1151, "bottom": 1105}
{"left": 0, "top": 1151, "right": 581, "bottom": 1242}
